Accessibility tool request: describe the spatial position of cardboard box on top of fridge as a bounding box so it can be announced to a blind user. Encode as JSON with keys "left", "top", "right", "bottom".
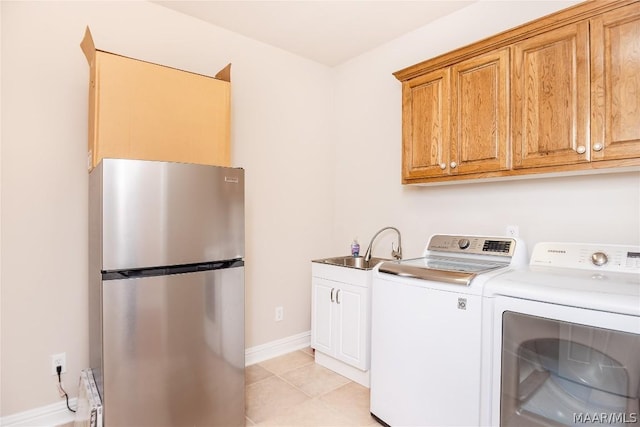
{"left": 80, "top": 26, "right": 231, "bottom": 172}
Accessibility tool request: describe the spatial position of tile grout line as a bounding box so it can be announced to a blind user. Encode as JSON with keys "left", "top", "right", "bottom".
{"left": 262, "top": 356, "right": 357, "bottom": 423}
{"left": 245, "top": 351, "right": 317, "bottom": 424}
{"left": 274, "top": 362, "right": 352, "bottom": 400}
{"left": 245, "top": 414, "right": 257, "bottom": 426}
{"left": 246, "top": 349, "right": 377, "bottom": 426}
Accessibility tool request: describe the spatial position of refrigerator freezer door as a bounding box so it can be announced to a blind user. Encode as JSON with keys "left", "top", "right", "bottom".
{"left": 101, "top": 267, "right": 244, "bottom": 426}
{"left": 98, "top": 159, "right": 244, "bottom": 271}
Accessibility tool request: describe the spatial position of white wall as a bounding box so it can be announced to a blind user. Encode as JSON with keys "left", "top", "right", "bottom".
{"left": 331, "top": 0, "right": 640, "bottom": 258}
{"left": 0, "top": 1, "right": 334, "bottom": 416}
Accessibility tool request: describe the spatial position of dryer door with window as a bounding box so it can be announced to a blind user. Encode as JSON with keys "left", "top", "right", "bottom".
{"left": 500, "top": 310, "right": 640, "bottom": 427}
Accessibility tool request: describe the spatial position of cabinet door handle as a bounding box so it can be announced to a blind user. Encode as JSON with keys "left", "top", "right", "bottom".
{"left": 593, "top": 143, "right": 603, "bottom": 152}
{"left": 450, "top": 161, "right": 457, "bottom": 169}
{"left": 439, "top": 163, "right": 447, "bottom": 170}
{"left": 576, "top": 145, "right": 586, "bottom": 154}
{"left": 330, "top": 288, "right": 335, "bottom": 303}
{"left": 336, "top": 289, "right": 341, "bottom": 304}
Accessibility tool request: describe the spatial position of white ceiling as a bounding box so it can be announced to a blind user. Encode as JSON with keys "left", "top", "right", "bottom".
{"left": 152, "top": 1, "right": 474, "bottom": 66}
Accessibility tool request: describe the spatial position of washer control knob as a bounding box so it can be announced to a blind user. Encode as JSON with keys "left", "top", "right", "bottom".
{"left": 458, "top": 238, "right": 470, "bottom": 250}
{"left": 591, "top": 252, "right": 608, "bottom": 266}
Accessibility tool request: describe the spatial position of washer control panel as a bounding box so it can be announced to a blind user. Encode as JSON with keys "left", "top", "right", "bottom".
{"left": 427, "top": 235, "right": 516, "bottom": 257}
{"left": 531, "top": 242, "right": 640, "bottom": 272}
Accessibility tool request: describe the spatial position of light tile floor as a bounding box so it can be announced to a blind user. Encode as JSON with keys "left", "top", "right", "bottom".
{"left": 245, "top": 348, "right": 381, "bottom": 426}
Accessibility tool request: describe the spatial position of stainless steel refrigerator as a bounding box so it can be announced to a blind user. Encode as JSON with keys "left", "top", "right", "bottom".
{"left": 89, "top": 158, "right": 245, "bottom": 426}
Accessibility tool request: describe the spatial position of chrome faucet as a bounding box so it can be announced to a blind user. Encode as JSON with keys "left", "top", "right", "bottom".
{"left": 364, "top": 227, "right": 402, "bottom": 262}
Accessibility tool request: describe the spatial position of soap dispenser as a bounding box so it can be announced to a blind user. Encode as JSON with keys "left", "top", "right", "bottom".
{"left": 351, "top": 238, "right": 360, "bottom": 257}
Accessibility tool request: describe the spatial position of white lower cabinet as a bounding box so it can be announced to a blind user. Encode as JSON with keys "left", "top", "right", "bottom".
{"left": 311, "top": 262, "right": 371, "bottom": 386}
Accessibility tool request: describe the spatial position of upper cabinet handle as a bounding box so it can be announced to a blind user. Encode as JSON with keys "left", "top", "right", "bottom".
{"left": 336, "top": 289, "right": 341, "bottom": 304}
{"left": 576, "top": 146, "right": 586, "bottom": 154}
{"left": 450, "top": 161, "right": 458, "bottom": 169}
{"left": 593, "top": 143, "right": 604, "bottom": 152}
{"left": 439, "top": 163, "right": 447, "bottom": 170}
{"left": 330, "top": 288, "right": 335, "bottom": 303}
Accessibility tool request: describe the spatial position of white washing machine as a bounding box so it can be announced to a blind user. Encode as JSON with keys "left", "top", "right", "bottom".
{"left": 370, "top": 234, "right": 528, "bottom": 427}
{"left": 485, "top": 242, "right": 640, "bottom": 427}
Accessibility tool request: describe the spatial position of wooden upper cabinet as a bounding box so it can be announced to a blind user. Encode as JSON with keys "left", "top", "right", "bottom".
{"left": 402, "top": 69, "right": 450, "bottom": 180}
{"left": 590, "top": 2, "right": 640, "bottom": 161}
{"left": 451, "top": 48, "right": 510, "bottom": 175}
{"left": 395, "top": 0, "right": 640, "bottom": 184}
{"left": 402, "top": 49, "right": 509, "bottom": 182}
{"left": 511, "top": 22, "right": 590, "bottom": 169}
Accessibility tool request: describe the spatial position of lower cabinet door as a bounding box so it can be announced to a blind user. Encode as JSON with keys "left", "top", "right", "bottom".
{"left": 311, "top": 277, "right": 369, "bottom": 370}
{"left": 311, "top": 278, "right": 335, "bottom": 355}
{"left": 336, "top": 283, "right": 368, "bottom": 370}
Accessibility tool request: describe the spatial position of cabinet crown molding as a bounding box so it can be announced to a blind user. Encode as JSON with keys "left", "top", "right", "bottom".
{"left": 394, "top": 0, "right": 637, "bottom": 82}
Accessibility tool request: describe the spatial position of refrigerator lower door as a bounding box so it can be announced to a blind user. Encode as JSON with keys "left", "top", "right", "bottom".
{"left": 101, "top": 267, "right": 244, "bottom": 426}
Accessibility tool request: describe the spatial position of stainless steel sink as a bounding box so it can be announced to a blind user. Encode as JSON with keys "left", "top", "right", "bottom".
{"left": 313, "top": 256, "right": 391, "bottom": 270}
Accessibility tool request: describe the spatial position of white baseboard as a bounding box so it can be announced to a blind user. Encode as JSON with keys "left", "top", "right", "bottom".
{"left": 245, "top": 330, "right": 311, "bottom": 366}
{"left": 0, "top": 398, "right": 77, "bottom": 427}
{"left": 1, "top": 332, "right": 311, "bottom": 427}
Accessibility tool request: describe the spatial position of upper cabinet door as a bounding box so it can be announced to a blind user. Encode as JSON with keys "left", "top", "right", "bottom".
{"left": 591, "top": 3, "right": 640, "bottom": 161}
{"left": 402, "top": 69, "right": 450, "bottom": 181}
{"left": 512, "top": 22, "right": 590, "bottom": 169}
{"left": 451, "top": 48, "right": 510, "bottom": 175}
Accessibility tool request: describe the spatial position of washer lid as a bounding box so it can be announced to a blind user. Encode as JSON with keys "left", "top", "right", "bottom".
{"left": 379, "top": 256, "right": 509, "bottom": 286}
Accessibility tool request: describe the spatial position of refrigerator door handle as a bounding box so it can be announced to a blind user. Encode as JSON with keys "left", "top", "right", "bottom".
{"left": 102, "top": 259, "right": 244, "bottom": 281}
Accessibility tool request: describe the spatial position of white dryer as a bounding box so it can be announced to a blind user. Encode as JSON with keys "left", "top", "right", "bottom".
{"left": 484, "top": 242, "right": 640, "bottom": 427}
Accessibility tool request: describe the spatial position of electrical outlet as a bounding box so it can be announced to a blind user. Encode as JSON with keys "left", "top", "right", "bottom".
{"left": 275, "top": 306, "right": 284, "bottom": 322}
{"left": 506, "top": 225, "right": 520, "bottom": 238}
{"left": 51, "top": 352, "right": 66, "bottom": 376}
